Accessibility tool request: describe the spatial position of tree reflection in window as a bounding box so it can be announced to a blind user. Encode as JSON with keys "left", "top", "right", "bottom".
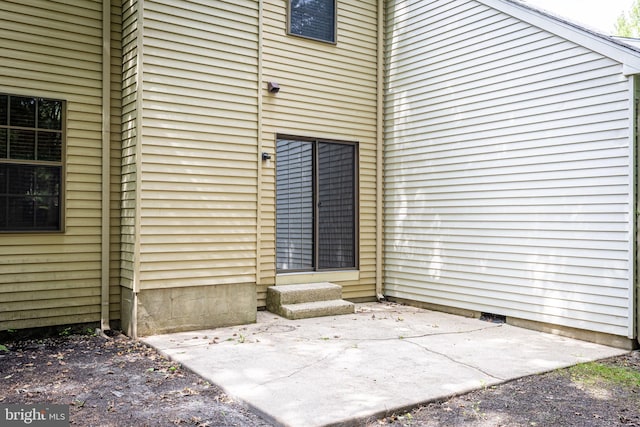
{"left": 289, "top": 0, "right": 336, "bottom": 43}
{"left": 0, "top": 94, "right": 63, "bottom": 231}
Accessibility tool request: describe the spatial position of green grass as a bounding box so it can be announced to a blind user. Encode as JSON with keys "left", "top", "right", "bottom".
{"left": 569, "top": 362, "right": 640, "bottom": 388}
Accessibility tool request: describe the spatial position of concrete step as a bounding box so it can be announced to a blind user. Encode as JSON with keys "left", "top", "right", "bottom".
{"left": 279, "top": 299, "right": 355, "bottom": 320}
{"left": 267, "top": 282, "right": 343, "bottom": 307}
{"left": 266, "top": 283, "right": 355, "bottom": 320}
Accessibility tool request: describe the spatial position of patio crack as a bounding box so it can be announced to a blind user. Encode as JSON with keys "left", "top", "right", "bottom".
{"left": 347, "top": 324, "right": 503, "bottom": 342}
{"left": 256, "top": 353, "right": 336, "bottom": 386}
{"left": 403, "top": 339, "right": 505, "bottom": 381}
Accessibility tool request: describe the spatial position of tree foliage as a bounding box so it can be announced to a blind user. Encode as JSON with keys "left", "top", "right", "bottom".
{"left": 616, "top": 0, "right": 640, "bottom": 37}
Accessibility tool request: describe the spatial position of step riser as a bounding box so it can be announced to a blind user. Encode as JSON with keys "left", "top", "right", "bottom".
{"left": 267, "top": 283, "right": 343, "bottom": 306}
{"left": 281, "top": 302, "right": 355, "bottom": 320}
{"left": 269, "top": 288, "right": 342, "bottom": 307}
{"left": 266, "top": 283, "right": 355, "bottom": 320}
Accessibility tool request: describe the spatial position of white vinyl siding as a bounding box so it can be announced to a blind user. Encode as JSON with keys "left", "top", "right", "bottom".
{"left": 384, "top": 0, "right": 634, "bottom": 336}
{"left": 0, "top": 0, "right": 117, "bottom": 329}
{"left": 260, "top": 0, "right": 379, "bottom": 304}
{"left": 137, "top": 0, "right": 259, "bottom": 290}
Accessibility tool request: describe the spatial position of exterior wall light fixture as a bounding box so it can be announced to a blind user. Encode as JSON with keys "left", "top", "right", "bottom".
{"left": 268, "top": 82, "right": 280, "bottom": 93}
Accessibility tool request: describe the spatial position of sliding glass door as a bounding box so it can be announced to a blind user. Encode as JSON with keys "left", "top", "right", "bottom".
{"left": 276, "top": 136, "right": 357, "bottom": 272}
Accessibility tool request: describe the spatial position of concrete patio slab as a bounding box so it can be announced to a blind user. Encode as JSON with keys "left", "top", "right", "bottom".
{"left": 142, "top": 302, "right": 628, "bottom": 427}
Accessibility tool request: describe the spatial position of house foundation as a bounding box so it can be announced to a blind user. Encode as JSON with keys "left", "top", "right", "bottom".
{"left": 121, "top": 284, "right": 256, "bottom": 337}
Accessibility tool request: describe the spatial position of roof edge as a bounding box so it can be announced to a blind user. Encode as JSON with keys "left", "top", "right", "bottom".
{"left": 476, "top": 0, "right": 640, "bottom": 74}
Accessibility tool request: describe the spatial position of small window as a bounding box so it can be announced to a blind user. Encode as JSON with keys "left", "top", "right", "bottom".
{"left": 0, "top": 94, "right": 64, "bottom": 232}
{"left": 288, "top": 0, "right": 336, "bottom": 43}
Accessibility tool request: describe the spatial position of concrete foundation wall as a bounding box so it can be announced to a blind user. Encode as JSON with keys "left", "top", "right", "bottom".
{"left": 120, "top": 288, "right": 135, "bottom": 337}
{"left": 133, "top": 283, "right": 256, "bottom": 336}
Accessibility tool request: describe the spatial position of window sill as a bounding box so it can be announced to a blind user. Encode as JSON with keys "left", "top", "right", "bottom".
{"left": 276, "top": 270, "right": 359, "bottom": 285}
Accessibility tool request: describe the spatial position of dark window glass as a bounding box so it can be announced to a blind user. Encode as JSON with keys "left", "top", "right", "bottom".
{"left": 38, "top": 99, "right": 62, "bottom": 130}
{"left": 276, "top": 140, "right": 314, "bottom": 270}
{"left": 0, "top": 197, "right": 5, "bottom": 228}
{"left": 9, "top": 96, "right": 36, "bottom": 128}
{"left": 37, "top": 131, "right": 62, "bottom": 161}
{"left": 0, "top": 165, "right": 61, "bottom": 231}
{"left": 0, "top": 129, "right": 6, "bottom": 158}
{"left": 8, "top": 196, "right": 35, "bottom": 229}
{"left": 0, "top": 167, "right": 4, "bottom": 229}
{"left": 9, "top": 129, "right": 36, "bottom": 160}
{"left": 276, "top": 137, "right": 356, "bottom": 271}
{"left": 0, "top": 95, "right": 7, "bottom": 126}
{"left": 0, "top": 94, "right": 63, "bottom": 232}
{"left": 0, "top": 166, "right": 5, "bottom": 191}
{"left": 318, "top": 142, "right": 355, "bottom": 269}
{"left": 35, "top": 166, "right": 60, "bottom": 196}
{"left": 289, "top": 0, "right": 336, "bottom": 43}
{"left": 9, "top": 165, "right": 33, "bottom": 195}
{"left": 34, "top": 196, "right": 59, "bottom": 228}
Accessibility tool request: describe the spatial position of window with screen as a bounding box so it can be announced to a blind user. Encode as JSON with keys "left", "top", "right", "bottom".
{"left": 0, "top": 94, "right": 64, "bottom": 232}
{"left": 288, "top": 0, "right": 336, "bottom": 43}
{"left": 276, "top": 136, "right": 357, "bottom": 271}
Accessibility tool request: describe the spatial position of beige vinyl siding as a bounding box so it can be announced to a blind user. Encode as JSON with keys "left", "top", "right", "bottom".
{"left": 110, "top": 0, "right": 122, "bottom": 320}
{"left": 120, "top": 0, "right": 139, "bottom": 292}
{"left": 136, "top": 0, "right": 259, "bottom": 290}
{"left": 0, "top": 0, "right": 110, "bottom": 329}
{"left": 260, "top": 0, "right": 379, "bottom": 305}
{"left": 384, "top": 0, "right": 634, "bottom": 336}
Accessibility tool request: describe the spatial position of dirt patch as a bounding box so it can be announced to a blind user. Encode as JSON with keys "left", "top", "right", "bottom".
{"left": 1, "top": 331, "right": 638, "bottom": 426}
{"left": 372, "top": 351, "right": 640, "bottom": 427}
{"left": 0, "top": 331, "right": 271, "bottom": 426}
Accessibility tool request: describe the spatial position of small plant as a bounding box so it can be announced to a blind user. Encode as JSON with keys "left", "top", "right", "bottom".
{"left": 404, "top": 412, "right": 414, "bottom": 423}
{"left": 391, "top": 412, "right": 415, "bottom": 425}
{"left": 59, "top": 327, "right": 72, "bottom": 337}
{"left": 168, "top": 365, "right": 179, "bottom": 373}
{"left": 0, "top": 344, "right": 9, "bottom": 352}
{"left": 462, "top": 400, "right": 485, "bottom": 420}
